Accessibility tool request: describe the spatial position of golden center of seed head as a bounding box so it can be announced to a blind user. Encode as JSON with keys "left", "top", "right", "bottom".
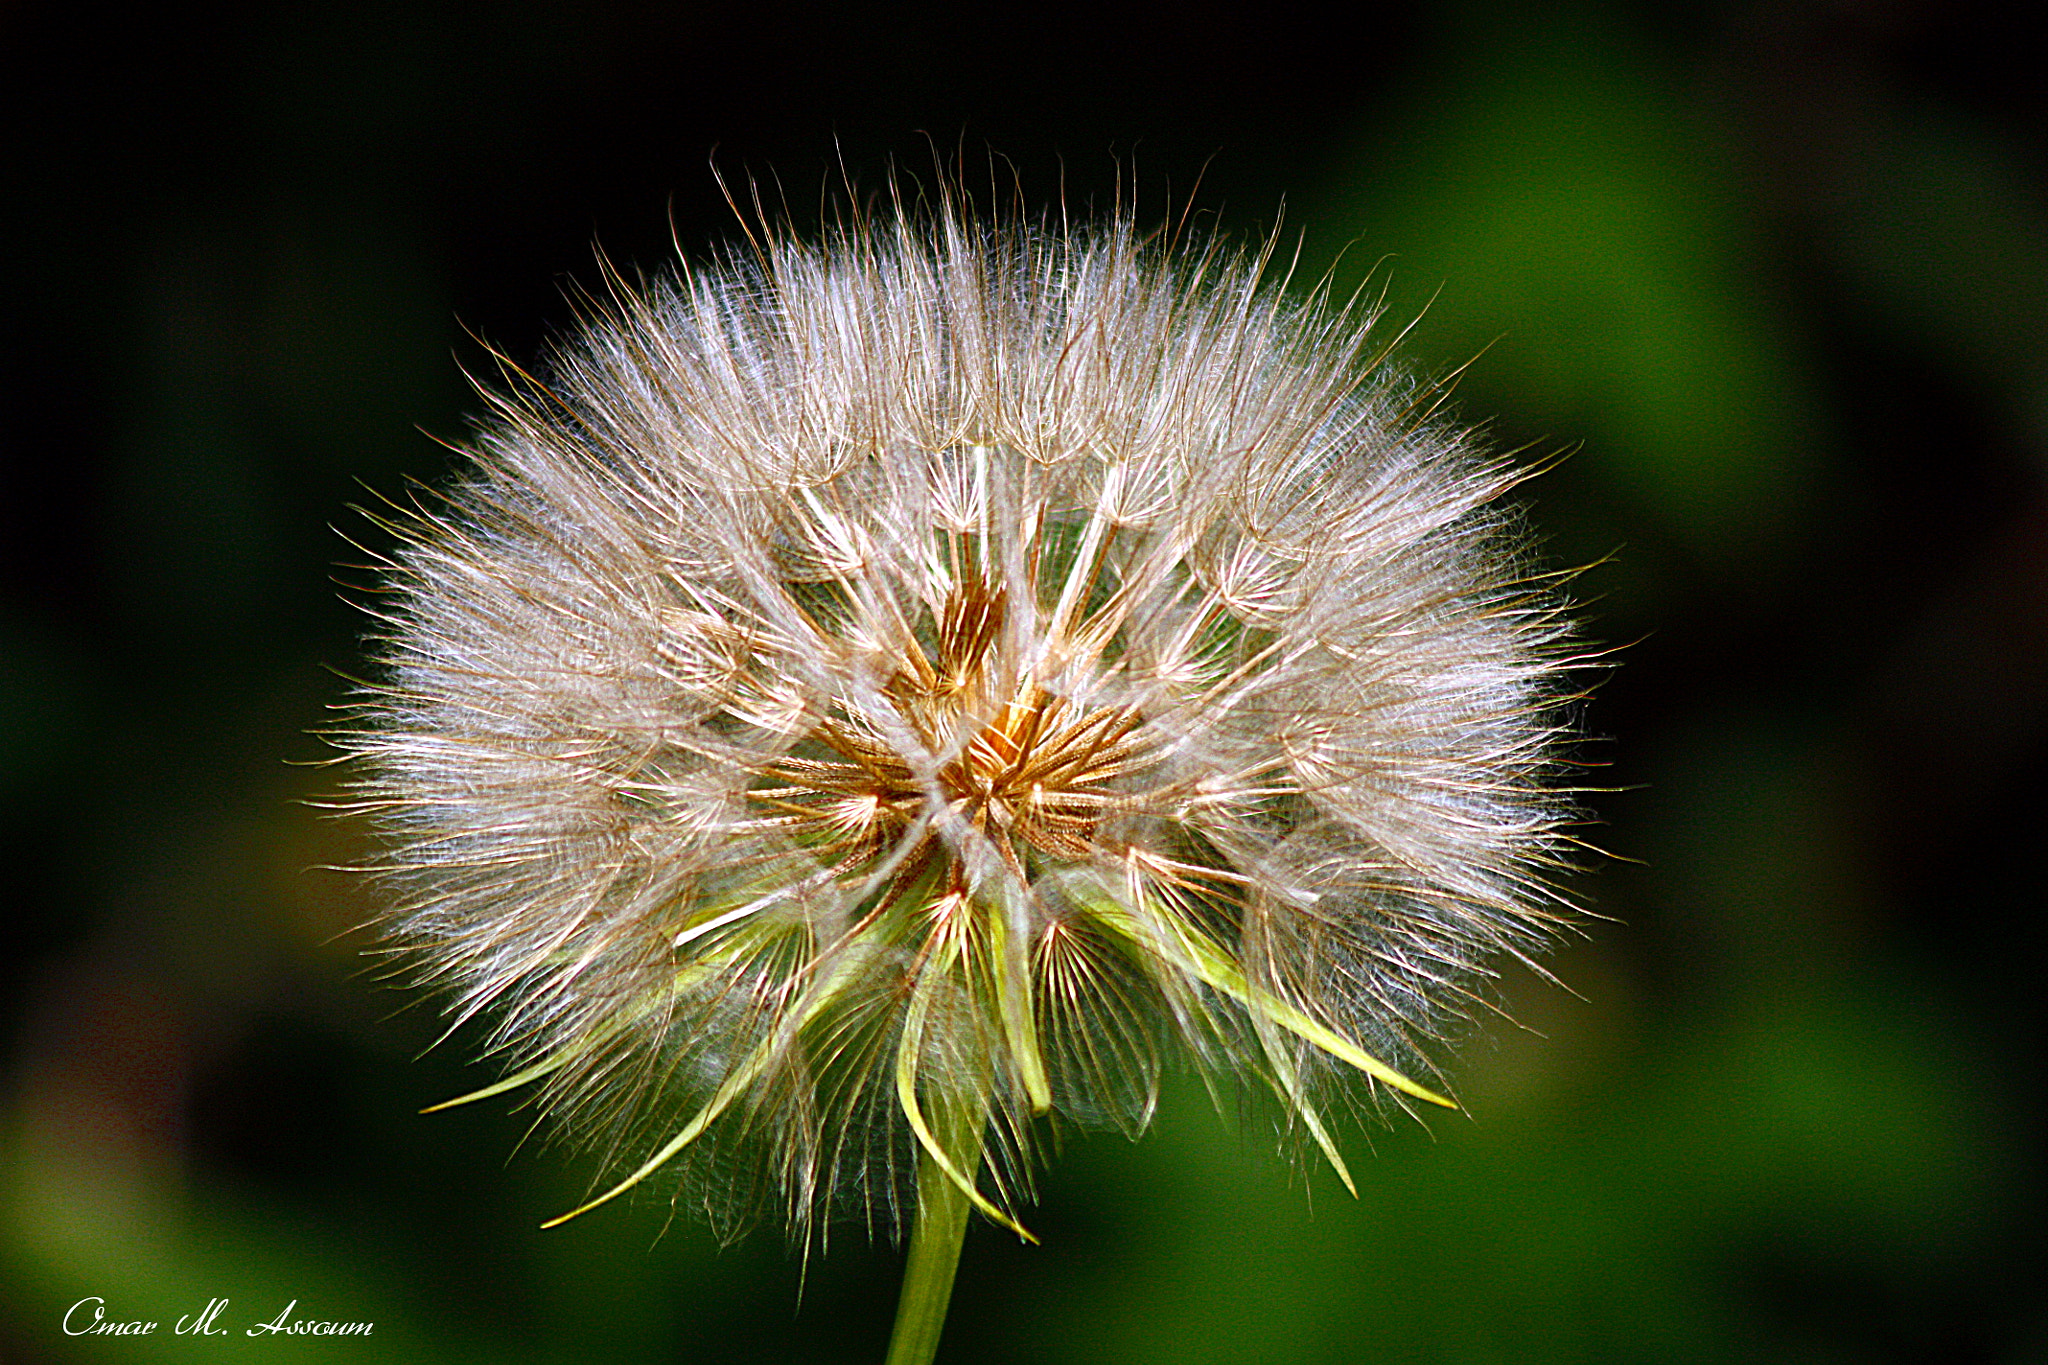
{"left": 745, "top": 575, "right": 1157, "bottom": 878}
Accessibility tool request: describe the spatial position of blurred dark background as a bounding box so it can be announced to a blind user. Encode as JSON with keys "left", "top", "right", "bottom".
{"left": 3, "top": 2, "right": 2043, "bottom": 1360}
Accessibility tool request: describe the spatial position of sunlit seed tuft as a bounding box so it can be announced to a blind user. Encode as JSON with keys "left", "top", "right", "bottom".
{"left": 337, "top": 188, "right": 1586, "bottom": 1242}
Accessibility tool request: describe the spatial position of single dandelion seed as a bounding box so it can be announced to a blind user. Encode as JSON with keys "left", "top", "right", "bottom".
{"left": 336, "top": 181, "right": 1586, "bottom": 1365}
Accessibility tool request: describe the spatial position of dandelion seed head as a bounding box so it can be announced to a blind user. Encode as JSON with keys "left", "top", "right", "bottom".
{"left": 340, "top": 186, "right": 1583, "bottom": 1240}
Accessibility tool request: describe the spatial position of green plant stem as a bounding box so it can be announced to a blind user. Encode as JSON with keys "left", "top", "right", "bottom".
{"left": 883, "top": 1098, "right": 985, "bottom": 1365}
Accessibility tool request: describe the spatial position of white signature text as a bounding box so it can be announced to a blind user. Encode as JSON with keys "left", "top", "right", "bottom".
{"left": 63, "top": 1297, "right": 373, "bottom": 1338}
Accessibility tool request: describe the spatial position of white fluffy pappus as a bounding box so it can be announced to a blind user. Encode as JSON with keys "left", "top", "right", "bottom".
{"left": 337, "top": 192, "right": 1586, "bottom": 1244}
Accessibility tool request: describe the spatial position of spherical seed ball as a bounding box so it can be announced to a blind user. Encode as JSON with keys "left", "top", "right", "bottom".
{"left": 341, "top": 199, "right": 1581, "bottom": 1239}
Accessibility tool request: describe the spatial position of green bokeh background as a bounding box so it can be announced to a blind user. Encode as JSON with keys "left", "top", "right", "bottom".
{"left": 3, "top": 3, "right": 2042, "bottom": 1360}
